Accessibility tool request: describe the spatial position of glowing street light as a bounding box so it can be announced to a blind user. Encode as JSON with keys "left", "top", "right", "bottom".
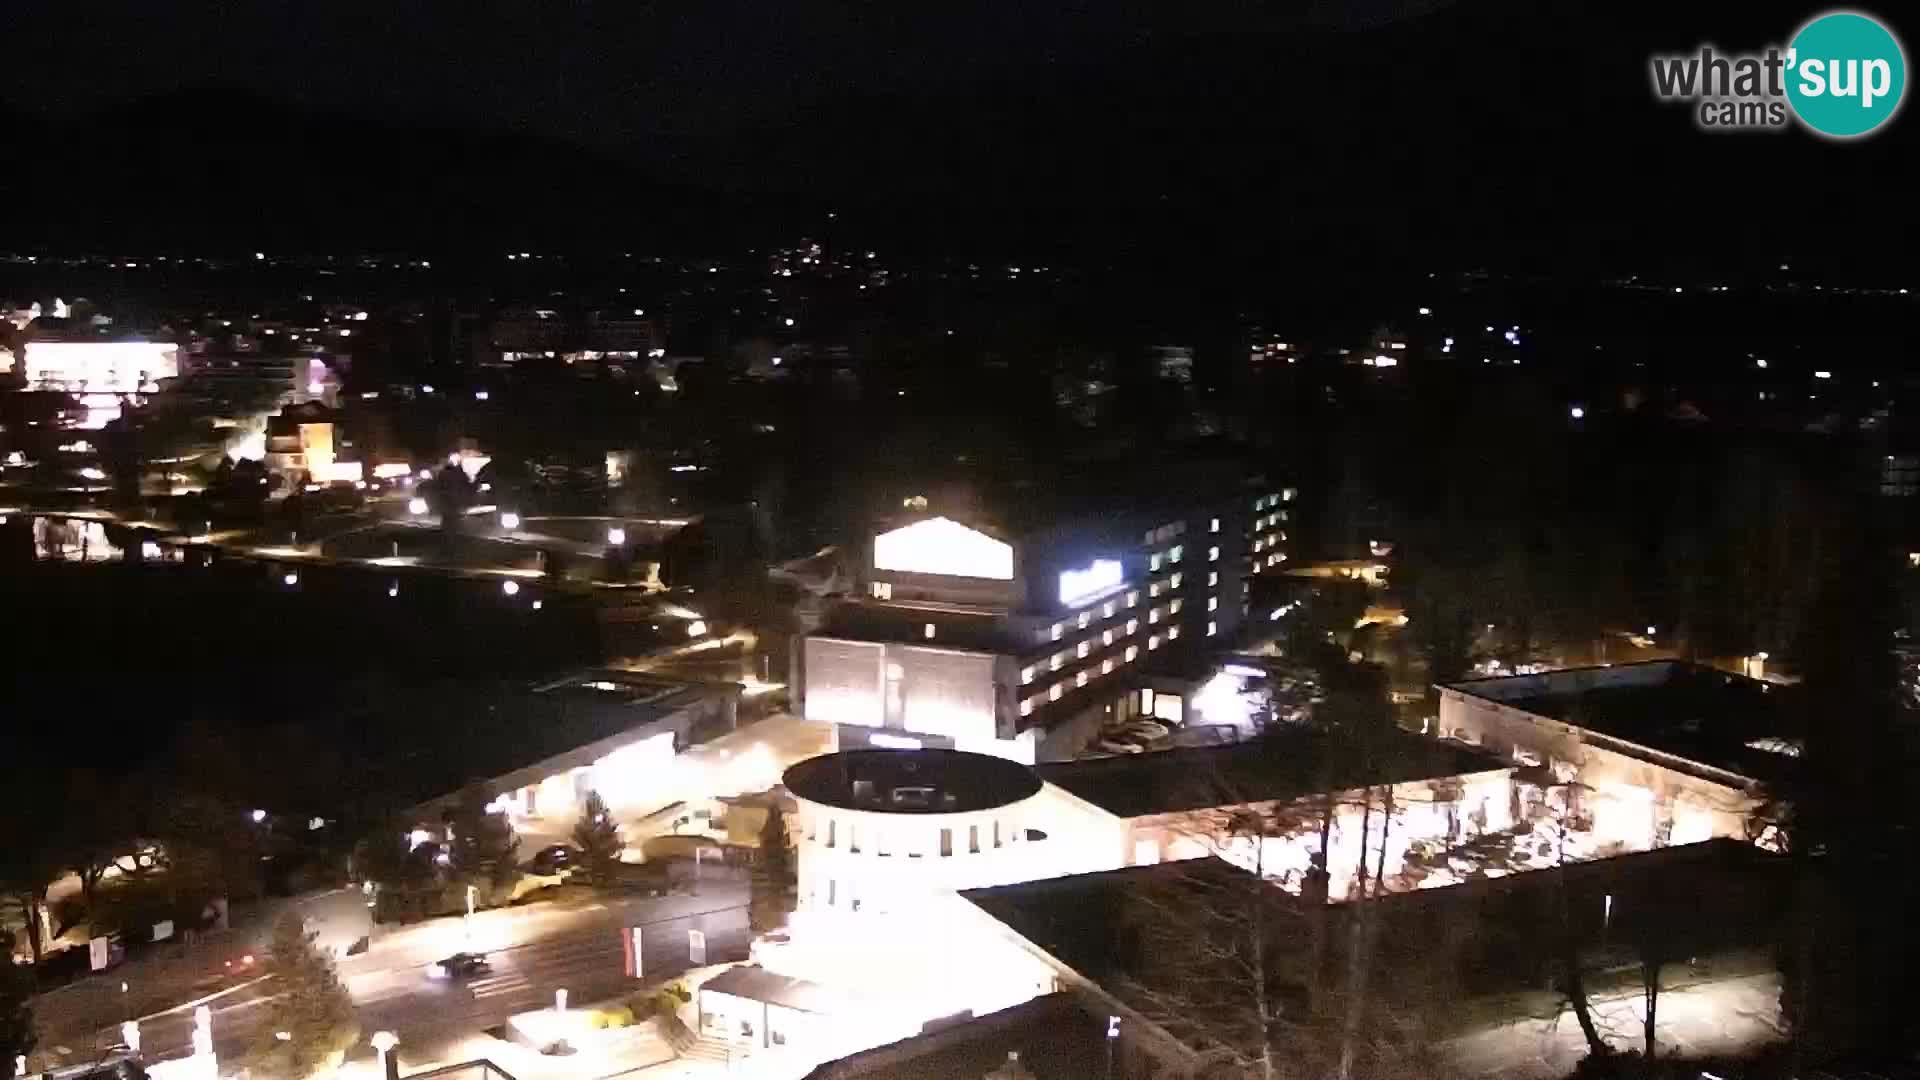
{"left": 251, "top": 809, "right": 267, "bottom": 823}
{"left": 1569, "top": 405, "right": 1585, "bottom": 419}
{"left": 371, "top": 1031, "right": 399, "bottom": 1080}
{"left": 282, "top": 572, "right": 299, "bottom": 587}
{"left": 408, "top": 497, "right": 429, "bottom": 515}
{"left": 500, "top": 511, "right": 520, "bottom": 530}
{"left": 607, "top": 526, "right": 626, "bottom": 546}
{"left": 502, "top": 580, "right": 520, "bottom": 597}
{"left": 555, "top": 988, "right": 569, "bottom": 1014}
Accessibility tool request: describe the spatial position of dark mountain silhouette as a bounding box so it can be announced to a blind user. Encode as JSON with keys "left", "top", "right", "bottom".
{"left": 4, "top": 85, "right": 798, "bottom": 253}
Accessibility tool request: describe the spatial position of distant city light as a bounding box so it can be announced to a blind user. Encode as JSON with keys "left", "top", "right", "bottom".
{"left": 1418, "top": 307, "right": 1432, "bottom": 316}
{"left": 532, "top": 600, "right": 543, "bottom": 610}
{"left": 1814, "top": 370, "right": 1832, "bottom": 379}
{"left": 502, "top": 581, "right": 520, "bottom": 596}
{"left": 1646, "top": 625, "right": 1657, "bottom": 635}
{"left": 784, "top": 317, "right": 796, "bottom": 327}
{"left": 251, "top": 809, "right": 266, "bottom": 823}
{"left": 500, "top": 512, "right": 520, "bottom": 529}
{"left": 607, "top": 526, "right": 627, "bottom": 545}
{"left": 282, "top": 572, "right": 299, "bottom": 586}
{"left": 408, "top": 497, "right": 429, "bottom": 515}
{"left": 475, "top": 390, "right": 490, "bottom": 401}
{"left": 421, "top": 384, "right": 435, "bottom": 394}
{"left": 387, "top": 582, "right": 399, "bottom": 598}
{"left": 1569, "top": 406, "right": 1586, "bottom": 419}
{"left": 1755, "top": 358, "right": 1768, "bottom": 369}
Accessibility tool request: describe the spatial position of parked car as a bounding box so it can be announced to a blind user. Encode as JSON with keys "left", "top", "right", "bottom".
{"left": 527, "top": 843, "right": 581, "bottom": 875}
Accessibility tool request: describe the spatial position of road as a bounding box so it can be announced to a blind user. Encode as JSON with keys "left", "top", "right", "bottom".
{"left": 39, "top": 872, "right": 749, "bottom": 1074}
{"left": 1442, "top": 971, "right": 1783, "bottom": 1078}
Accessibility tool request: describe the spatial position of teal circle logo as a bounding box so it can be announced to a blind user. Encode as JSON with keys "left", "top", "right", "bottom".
{"left": 1786, "top": 11, "right": 1906, "bottom": 138}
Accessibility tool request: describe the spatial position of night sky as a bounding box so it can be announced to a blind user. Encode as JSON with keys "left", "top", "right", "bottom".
{"left": 3, "top": 0, "right": 1914, "bottom": 266}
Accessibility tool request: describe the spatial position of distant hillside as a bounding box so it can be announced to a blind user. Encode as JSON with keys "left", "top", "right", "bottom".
{"left": 3, "top": 85, "right": 793, "bottom": 253}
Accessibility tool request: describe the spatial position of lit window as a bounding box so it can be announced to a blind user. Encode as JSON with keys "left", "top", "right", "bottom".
{"left": 1283, "top": 487, "right": 1297, "bottom": 501}
{"left": 1149, "top": 582, "right": 1162, "bottom": 598}
{"left": 1149, "top": 553, "right": 1162, "bottom": 571}
{"left": 1208, "top": 571, "right": 1218, "bottom": 587}
{"left": 1148, "top": 608, "right": 1161, "bottom": 624}
{"left": 924, "top": 623, "right": 936, "bottom": 639}
{"left": 1125, "top": 645, "right": 1139, "bottom": 662}
{"left": 1280, "top": 510, "right": 1289, "bottom": 521}
{"left": 1103, "top": 600, "right": 1117, "bottom": 618}
{"left": 1103, "top": 629, "right": 1115, "bottom": 646}
{"left": 1102, "top": 658, "right": 1115, "bottom": 674}
{"left": 1149, "top": 634, "right": 1162, "bottom": 650}
{"left": 1078, "top": 611, "right": 1091, "bottom": 629}
{"left": 1049, "top": 684, "right": 1063, "bottom": 702}
{"left": 1076, "top": 671, "right": 1088, "bottom": 688}
{"left": 1209, "top": 546, "right": 1220, "bottom": 562}
{"left": 1021, "top": 666, "right": 1035, "bottom": 685}
{"left": 1206, "top": 621, "right": 1217, "bottom": 637}
{"left": 1255, "top": 496, "right": 1266, "bottom": 510}
{"left": 1170, "top": 573, "right": 1183, "bottom": 589}
{"left": 1208, "top": 596, "right": 1218, "bottom": 612}
{"left": 1170, "top": 545, "right": 1183, "bottom": 563}
{"left": 1126, "top": 591, "right": 1139, "bottom": 607}
{"left": 1210, "top": 517, "right": 1220, "bottom": 533}
{"left": 1171, "top": 598, "right": 1184, "bottom": 614}
{"left": 1125, "top": 618, "right": 1138, "bottom": 635}
{"left": 873, "top": 581, "right": 892, "bottom": 599}
{"left": 1253, "top": 539, "right": 1263, "bottom": 553}
{"left": 1169, "top": 624, "right": 1182, "bottom": 639}
{"left": 1077, "top": 641, "right": 1090, "bottom": 658}
{"left": 1051, "top": 623, "right": 1063, "bottom": 641}
{"left": 1268, "top": 553, "right": 1279, "bottom": 566}
{"left": 1020, "top": 699, "right": 1035, "bottom": 717}
{"left": 1050, "top": 654, "right": 1064, "bottom": 671}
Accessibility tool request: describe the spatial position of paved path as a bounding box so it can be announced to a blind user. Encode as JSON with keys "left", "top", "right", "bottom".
{"left": 1442, "top": 972, "right": 1784, "bottom": 1078}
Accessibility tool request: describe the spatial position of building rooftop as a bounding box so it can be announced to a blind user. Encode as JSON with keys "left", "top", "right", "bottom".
{"left": 785, "top": 749, "right": 1044, "bottom": 815}
{"left": 1442, "top": 660, "right": 1800, "bottom": 783}
{"left": 700, "top": 965, "right": 841, "bottom": 1014}
{"left": 1036, "top": 729, "right": 1502, "bottom": 818}
{"left": 814, "top": 602, "right": 1027, "bottom": 655}
{"left": 802, "top": 992, "right": 1109, "bottom": 1080}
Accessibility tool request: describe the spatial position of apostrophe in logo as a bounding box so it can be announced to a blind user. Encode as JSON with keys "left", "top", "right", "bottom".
{"left": 1785, "top": 11, "right": 1906, "bottom": 137}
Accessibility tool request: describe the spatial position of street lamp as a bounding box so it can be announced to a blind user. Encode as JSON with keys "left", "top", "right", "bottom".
{"left": 502, "top": 580, "right": 520, "bottom": 597}
{"left": 607, "top": 526, "right": 626, "bottom": 546}
{"left": 500, "top": 511, "right": 520, "bottom": 530}
{"left": 371, "top": 1031, "right": 399, "bottom": 1080}
{"left": 408, "top": 497, "right": 428, "bottom": 515}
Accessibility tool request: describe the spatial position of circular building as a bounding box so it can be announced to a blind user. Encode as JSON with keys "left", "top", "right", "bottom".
{"left": 784, "top": 749, "right": 1047, "bottom": 916}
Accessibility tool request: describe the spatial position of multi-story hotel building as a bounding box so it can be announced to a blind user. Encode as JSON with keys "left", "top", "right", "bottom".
{"left": 793, "top": 463, "right": 1296, "bottom": 762}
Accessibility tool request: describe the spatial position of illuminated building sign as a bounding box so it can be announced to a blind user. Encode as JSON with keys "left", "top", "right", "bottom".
{"left": 1058, "top": 558, "right": 1124, "bottom": 607}
{"left": 873, "top": 517, "right": 1013, "bottom": 580}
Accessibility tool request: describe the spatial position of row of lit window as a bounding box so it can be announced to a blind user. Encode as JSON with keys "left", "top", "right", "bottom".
{"left": 1021, "top": 628, "right": 1177, "bottom": 716}
{"left": 1254, "top": 512, "right": 1287, "bottom": 530}
{"left": 1027, "top": 606, "right": 1168, "bottom": 683}
{"left": 1147, "top": 545, "right": 1185, "bottom": 572}
{"left": 1252, "top": 489, "right": 1297, "bottom": 511}
{"left": 1048, "top": 588, "right": 1145, "bottom": 643}
{"left": 1251, "top": 532, "right": 1284, "bottom": 554}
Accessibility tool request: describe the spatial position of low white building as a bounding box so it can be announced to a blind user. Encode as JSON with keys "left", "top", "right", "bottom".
{"left": 1435, "top": 661, "right": 1787, "bottom": 851}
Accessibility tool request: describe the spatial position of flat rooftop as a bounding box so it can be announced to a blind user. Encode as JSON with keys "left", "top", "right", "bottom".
{"left": 814, "top": 602, "right": 1026, "bottom": 655}
{"left": 802, "top": 993, "right": 1109, "bottom": 1080}
{"left": 1036, "top": 729, "right": 1502, "bottom": 818}
{"left": 785, "top": 749, "right": 1043, "bottom": 815}
{"left": 1443, "top": 661, "right": 1799, "bottom": 781}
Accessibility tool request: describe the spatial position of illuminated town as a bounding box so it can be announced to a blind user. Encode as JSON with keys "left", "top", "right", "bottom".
{"left": 4, "top": 6, "right": 1920, "bottom": 1080}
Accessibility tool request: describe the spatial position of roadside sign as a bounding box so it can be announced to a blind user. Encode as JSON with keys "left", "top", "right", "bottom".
{"left": 687, "top": 929, "right": 706, "bottom": 965}
{"left": 88, "top": 937, "right": 111, "bottom": 971}
{"left": 622, "top": 926, "right": 643, "bottom": 979}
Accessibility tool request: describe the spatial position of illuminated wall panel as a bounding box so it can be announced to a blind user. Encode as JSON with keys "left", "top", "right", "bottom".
{"left": 805, "top": 638, "right": 886, "bottom": 728}
{"left": 872, "top": 517, "right": 1013, "bottom": 580}
{"left": 23, "top": 341, "right": 179, "bottom": 393}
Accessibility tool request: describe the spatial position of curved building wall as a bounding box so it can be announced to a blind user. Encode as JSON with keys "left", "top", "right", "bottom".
{"left": 792, "top": 789, "right": 1048, "bottom": 916}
